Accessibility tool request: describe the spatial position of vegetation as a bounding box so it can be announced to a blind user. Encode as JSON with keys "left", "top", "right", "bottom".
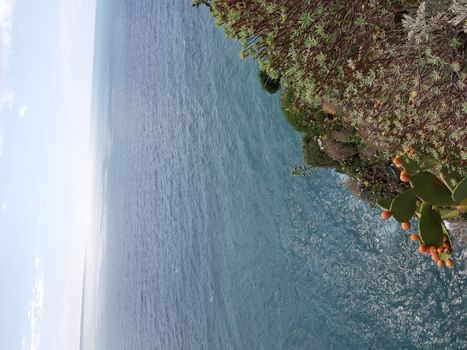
{"left": 208, "top": 0, "right": 466, "bottom": 162}
{"left": 194, "top": 0, "right": 467, "bottom": 266}
{"left": 192, "top": 0, "right": 211, "bottom": 8}
{"left": 258, "top": 70, "right": 280, "bottom": 94}
{"left": 378, "top": 154, "right": 467, "bottom": 268}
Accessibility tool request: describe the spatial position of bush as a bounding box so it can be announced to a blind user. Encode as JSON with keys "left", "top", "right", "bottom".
{"left": 321, "top": 138, "right": 358, "bottom": 161}
{"left": 281, "top": 90, "right": 309, "bottom": 132}
{"left": 211, "top": 0, "right": 466, "bottom": 166}
{"left": 302, "top": 134, "right": 337, "bottom": 168}
{"left": 258, "top": 69, "right": 280, "bottom": 94}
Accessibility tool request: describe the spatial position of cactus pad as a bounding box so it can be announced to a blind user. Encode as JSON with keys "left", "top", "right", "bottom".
{"left": 410, "top": 172, "right": 455, "bottom": 206}
{"left": 452, "top": 177, "right": 467, "bottom": 203}
{"left": 376, "top": 197, "right": 393, "bottom": 211}
{"left": 439, "top": 252, "right": 452, "bottom": 262}
{"left": 390, "top": 189, "right": 417, "bottom": 222}
{"left": 419, "top": 203, "right": 444, "bottom": 248}
{"left": 401, "top": 155, "right": 420, "bottom": 173}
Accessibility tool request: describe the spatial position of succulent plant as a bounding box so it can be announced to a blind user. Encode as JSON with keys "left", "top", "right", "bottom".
{"left": 377, "top": 197, "right": 393, "bottom": 211}
{"left": 410, "top": 171, "right": 456, "bottom": 207}
{"left": 419, "top": 203, "right": 444, "bottom": 248}
{"left": 390, "top": 188, "right": 417, "bottom": 222}
{"left": 452, "top": 177, "right": 467, "bottom": 204}
{"left": 378, "top": 152, "right": 466, "bottom": 268}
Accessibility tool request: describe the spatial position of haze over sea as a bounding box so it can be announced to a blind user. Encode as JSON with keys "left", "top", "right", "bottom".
{"left": 81, "top": 1, "right": 467, "bottom": 349}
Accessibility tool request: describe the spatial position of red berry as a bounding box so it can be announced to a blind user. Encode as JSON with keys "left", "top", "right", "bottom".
{"left": 380, "top": 210, "right": 392, "bottom": 220}
{"left": 400, "top": 173, "right": 411, "bottom": 183}
{"left": 419, "top": 244, "right": 428, "bottom": 254}
{"left": 393, "top": 157, "right": 403, "bottom": 167}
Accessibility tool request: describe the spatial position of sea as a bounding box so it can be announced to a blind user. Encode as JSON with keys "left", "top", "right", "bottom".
{"left": 80, "top": 1, "right": 467, "bottom": 349}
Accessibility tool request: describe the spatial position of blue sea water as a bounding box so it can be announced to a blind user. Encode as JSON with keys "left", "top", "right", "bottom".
{"left": 82, "top": 1, "right": 467, "bottom": 349}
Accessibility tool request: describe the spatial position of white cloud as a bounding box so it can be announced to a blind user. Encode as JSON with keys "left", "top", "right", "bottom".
{"left": 0, "top": 0, "right": 16, "bottom": 82}
{"left": 21, "top": 254, "right": 45, "bottom": 350}
{"left": 0, "top": 0, "right": 16, "bottom": 112}
{"left": 20, "top": 336, "right": 27, "bottom": 350}
{"left": 0, "top": 85, "right": 14, "bottom": 110}
{"left": 18, "top": 104, "right": 27, "bottom": 119}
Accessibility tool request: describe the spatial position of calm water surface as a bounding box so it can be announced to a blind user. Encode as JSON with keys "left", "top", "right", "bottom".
{"left": 82, "top": 1, "right": 467, "bottom": 349}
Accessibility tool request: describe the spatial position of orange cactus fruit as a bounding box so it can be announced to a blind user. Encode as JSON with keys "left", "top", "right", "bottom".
{"left": 400, "top": 172, "right": 411, "bottom": 183}
{"left": 431, "top": 253, "right": 440, "bottom": 262}
{"left": 401, "top": 221, "right": 411, "bottom": 231}
{"left": 437, "top": 260, "right": 444, "bottom": 268}
{"left": 393, "top": 157, "right": 403, "bottom": 167}
{"left": 418, "top": 244, "right": 428, "bottom": 254}
{"left": 429, "top": 246, "right": 437, "bottom": 254}
{"left": 380, "top": 210, "right": 392, "bottom": 220}
{"left": 446, "top": 259, "right": 454, "bottom": 268}
{"left": 409, "top": 233, "right": 419, "bottom": 241}
{"left": 437, "top": 247, "right": 445, "bottom": 254}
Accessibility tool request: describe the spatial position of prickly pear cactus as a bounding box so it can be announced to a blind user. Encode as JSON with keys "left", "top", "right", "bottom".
{"left": 376, "top": 197, "right": 393, "bottom": 211}
{"left": 390, "top": 189, "right": 417, "bottom": 222}
{"left": 419, "top": 203, "right": 444, "bottom": 248}
{"left": 410, "top": 172, "right": 455, "bottom": 207}
{"left": 452, "top": 177, "right": 467, "bottom": 204}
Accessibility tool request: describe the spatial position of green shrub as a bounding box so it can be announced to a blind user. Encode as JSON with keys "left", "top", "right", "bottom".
{"left": 211, "top": 0, "right": 466, "bottom": 166}
{"left": 302, "top": 135, "right": 337, "bottom": 168}
{"left": 258, "top": 69, "right": 280, "bottom": 94}
{"left": 281, "top": 90, "right": 309, "bottom": 132}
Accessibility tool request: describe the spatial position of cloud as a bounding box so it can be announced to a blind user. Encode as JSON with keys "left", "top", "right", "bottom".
{"left": 0, "top": 0, "right": 16, "bottom": 82}
{"left": 18, "top": 104, "right": 27, "bottom": 119}
{"left": 0, "top": 0, "right": 16, "bottom": 112}
{"left": 21, "top": 254, "right": 45, "bottom": 350}
{"left": 21, "top": 336, "right": 27, "bottom": 350}
{"left": 0, "top": 85, "right": 14, "bottom": 110}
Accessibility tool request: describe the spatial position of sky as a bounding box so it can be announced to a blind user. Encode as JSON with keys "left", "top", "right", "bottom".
{"left": 0, "top": 0, "right": 96, "bottom": 349}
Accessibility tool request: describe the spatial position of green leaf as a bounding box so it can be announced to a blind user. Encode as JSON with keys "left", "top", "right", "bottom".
{"left": 419, "top": 203, "right": 444, "bottom": 248}
{"left": 440, "top": 166, "right": 462, "bottom": 191}
{"left": 390, "top": 189, "right": 417, "bottom": 222}
{"left": 452, "top": 177, "right": 467, "bottom": 203}
{"left": 439, "top": 253, "right": 452, "bottom": 261}
{"left": 439, "top": 208, "right": 460, "bottom": 220}
{"left": 376, "top": 197, "right": 393, "bottom": 211}
{"left": 418, "top": 157, "right": 438, "bottom": 170}
{"left": 401, "top": 155, "right": 420, "bottom": 173}
{"left": 411, "top": 172, "right": 455, "bottom": 206}
{"left": 441, "top": 222, "right": 453, "bottom": 248}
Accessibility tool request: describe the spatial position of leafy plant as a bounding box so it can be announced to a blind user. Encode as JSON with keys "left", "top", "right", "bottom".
{"left": 378, "top": 153, "right": 467, "bottom": 268}
{"left": 452, "top": 177, "right": 467, "bottom": 203}
{"left": 258, "top": 69, "right": 280, "bottom": 94}
{"left": 390, "top": 188, "right": 417, "bottom": 222}
{"left": 411, "top": 171, "right": 456, "bottom": 206}
{"left": 419, "top": 202, "right": 444, "bottom": 248}
{"left": 194, "top": 0, "right": 466, "bottom": 269}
